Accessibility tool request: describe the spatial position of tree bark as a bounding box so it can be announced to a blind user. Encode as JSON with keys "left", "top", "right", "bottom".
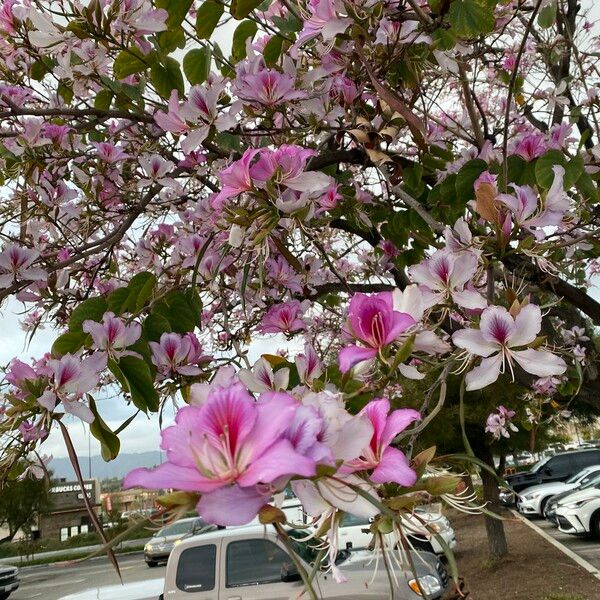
{"left": 480, "top": 446, "right": 509, "bottom": 557}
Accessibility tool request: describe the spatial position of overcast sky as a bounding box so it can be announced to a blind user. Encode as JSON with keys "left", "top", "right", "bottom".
{"left": 2, "top": 2, "right": 600, "bottom": 461}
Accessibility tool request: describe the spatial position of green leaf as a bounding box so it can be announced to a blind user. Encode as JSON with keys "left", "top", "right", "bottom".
{"left": 69, "top": 297, "right": 108, "bottom": 332}
{"left": 272, "top": 14, "right": 302, "bottom": 33}
{"left": 230, "top": 0, "right": 263, "bottom": 19}
{"left": 111, "top": 356, "right": 160, "bottom": 413}
{"left": 89, "top": 396, "right": 121, "bottom": 461}
{"left": 195, "top": 0, "right": 224, "bottom": 39}
{"left": 153, "top": 289, "right": 201, "bottom": 334}
{"left": 455, "top": 158, "right": 487, "bottom": 201}
{"left": 537, "top": 1, "right": 556, "bottom": 29}
{"left": 151, "top": 57, "right": 184, "bottom": 99}
{"left": 143, "top": 312, "right": 172, "bottom": 342}
{"left": 447, "top": 0, "right": 496, "bottom": 37}
{"left": 534, "top": 150, "right": 582, "bottom": 190}
{"left": 263, "top": 35, "right": 284, "bottom": 67}
{"left": 183, "top": 47, "right": 212, "bottom": 85}
{"left": 114, "top": 48, "right": 155, "bottom": 79}
{"left": 431, "top": 27, "right": 456, "bottom": 51}
{"left": 232, "top": 20, "right": 258, "bottom": 62}
{"left": 52, "top": 331, "right": 89, "bottom": 357}
{"left": 156, "top": 0, "right": 194, "bottom": 29}
{"left": 94, "top": 89, "right": 113, "bottom": 111}
{"left": 157, "top": 28, "right": 186, "bottom": 53}
{"left": 107, "top": 272, "right": 157, "bottom": 314}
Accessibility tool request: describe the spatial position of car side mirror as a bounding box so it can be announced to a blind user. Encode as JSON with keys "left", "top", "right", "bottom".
{"left": 281, "top": 562, "right": 302, "bottom": 583}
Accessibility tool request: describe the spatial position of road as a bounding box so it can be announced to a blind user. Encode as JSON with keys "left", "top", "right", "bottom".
{"left": 534, "top": 517, "right": 600, "bottom": 570}
{"left": 10, "top": 552, "right": 165, "bottom": 600}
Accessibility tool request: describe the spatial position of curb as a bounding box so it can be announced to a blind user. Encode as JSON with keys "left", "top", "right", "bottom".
{"left": 511, "top": 509, "right": 600, "bottom": 581}
{"left": 2, "top": 549, "right": 144, "bottom": 570}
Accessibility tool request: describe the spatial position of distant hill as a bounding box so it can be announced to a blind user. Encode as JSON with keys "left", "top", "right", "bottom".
{"left": 50, "top": 451, "right": 163, "bottom": 481}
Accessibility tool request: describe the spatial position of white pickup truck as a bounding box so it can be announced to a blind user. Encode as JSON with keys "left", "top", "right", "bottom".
{"left": 158, "top": 524, "right": 450, "bottom": 599}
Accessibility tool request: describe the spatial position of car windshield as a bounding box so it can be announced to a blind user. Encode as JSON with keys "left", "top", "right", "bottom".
{"left": 155, "top": 521, "right": 193, "bottom": 537}
{"left": 566, "top": 470, "right": 587, "bottom": 484}
{"left": 530, "top": 457, "right": 550, "bottom": 473}
{"left": 579, "top": 473, "right": 600, "bottom": 490}
{"left": 286, "top": 529, "right": 321, "bottom": 565}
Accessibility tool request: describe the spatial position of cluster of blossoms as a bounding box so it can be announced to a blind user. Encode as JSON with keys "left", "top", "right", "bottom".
{"left": 485, "top": 406, "right": 518, "bottom": 440}
{"left": 124, "top": 368, "right": 420, "bottom": 532}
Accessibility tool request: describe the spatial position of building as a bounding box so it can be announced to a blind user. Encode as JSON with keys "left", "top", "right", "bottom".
{"left": 101, "top": 487, "right": 161, "bottom": 516}
{"left": 38, "top": 478, "right": 101, "bottom": 541}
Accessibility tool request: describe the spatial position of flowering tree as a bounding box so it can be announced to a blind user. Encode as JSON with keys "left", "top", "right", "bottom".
{"left": 1, "top": 0, "right": 599, "bottom": 592}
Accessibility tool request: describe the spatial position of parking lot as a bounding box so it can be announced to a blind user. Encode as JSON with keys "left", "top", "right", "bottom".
{"left": 531, "top": 516, "right": 600, "bottom": 572}
{"left": 10, "top": 553, "right": 164, "bottom": 600}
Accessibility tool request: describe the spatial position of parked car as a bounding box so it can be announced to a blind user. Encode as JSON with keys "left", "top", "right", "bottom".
{"left": 545, "top": 472, "right": 600, "bottom": 525}
{"left": 554, "top": 480, "right": 600, "bottom": 537}
{"left": 159, "top": 524, "right": 450, "bottom": 599}
{"left": 336, "top": 510, "right": 457, "bottom": 555}
{"left": 500, "top": 449, "right": 600, "bottom": 503}
{"left": 516, "top": 465, "right": 600, "bottom": 517}
{"left": 0, "top": 566, "right": 19, "bottom": 600}
{"left": 144, "top": 517, "right": 217, "bottom": 567}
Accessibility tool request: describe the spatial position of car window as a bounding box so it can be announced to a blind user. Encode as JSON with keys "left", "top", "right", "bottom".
{"left": 531, "top": 457, "right": 550, "bottom": 472}
{"left": 156, "top": 520, "right": 194, "bottom": 537}
{"left": 176, "top": 545, "right": 216, "bottom": 592}
{"left": 576, "top": 452, "right": 600, "bottom": 467}
{"left": 546, "top": 454, "right": 572, "bottom": 474}
{"left": 340, "top": 513, "right": 371, "bottom": 527}
{"left": 226, "top": 539, "right": 291, "bottom": 587}
{"left": 579, "top": 469, "right": 600, "bottom": 486}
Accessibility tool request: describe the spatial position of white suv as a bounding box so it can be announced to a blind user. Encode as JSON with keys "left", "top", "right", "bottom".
{"left": 554, "top": 482, "right": 600, "bottom": 537}
{"left": 517, "top": 465, "right": 600, "bottom": 517}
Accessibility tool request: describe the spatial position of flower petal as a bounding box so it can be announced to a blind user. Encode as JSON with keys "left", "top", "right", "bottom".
{"left": 338, "top": 345, "right": 378, "bottom": 373}
{"left": 380, "top": 408, "right": 421, "bottom": 448}
{"left": 511, "top": 348, "right": 567, "bottom": 377}
{"left": 197, "top": 485, "right": 269, "bottom": 526}
{"left": 371, "top": 447, "right": 417, "bottom": 486}
{"left": 123, "top": 464, "right": 220, "bottom": 493}
{"left": 331, "top": 414, "right": 374, "bottom": 461}
{"left": 465, "top": 353, "right": 503, "bottom": 391}
{"left": 451, "top": 288, "right": 487, "bottom": 310}
{"left": 509, "top": 304, "right": 541, "bottom": 347}
{"left": 452, "top": 328, "right": 499, "bottom": 357}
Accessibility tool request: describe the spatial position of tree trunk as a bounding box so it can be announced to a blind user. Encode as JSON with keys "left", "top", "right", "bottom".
{"left": 496, "top": 452, "right": 506, "bottom": 476}
{"left": 480, "top": 446, "right": 508, "bottom": 557}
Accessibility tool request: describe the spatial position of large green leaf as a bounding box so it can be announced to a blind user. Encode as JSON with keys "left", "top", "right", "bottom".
{"left": 231, "top": 0, "right": 263, "bottom": 19}
{"left": 143, "top": 312, "right": 172, "bottom": 342}
{"left": 447, "top": 0, "right": 496, "bottom": 37}
{"left": 107, "top": 272, "right": 157, "bottom": 315}
{"left": 110, "top": 356, "right": 160, "bottom": 413}
{"left": 183, "top": 47, "right": 212, "bottom": 85}
{"left": 89, "top": 396, "right": 121, "bottom": 461}
{"left": 152, "top": 289, "right": 202, "bottom": 334}
{"left": 69, "top": 297, "right": 108, "bottom": 332}
{"left": 232, "top": 20, "right": 258, "bottom": 62}
{"left": 114, "top": 48, "right": 155, "bottom": 79}
{"left": 156, "top": 0, "right": 194, "bottom": 29}
{"left": 52, "top": 331, "right": 89, "bottom": 357}
{"left": 263, "top": 35, "right": 284, "bottom": 67}
{"left": 534, "top": 150, "right": 582, "bottom": 190}
{"left": 195, "top": 0, "right": 224, "bottom": 39}
{"left": 455, "top": 159, "right": 487, "bottom": 201}
{"left": 151, "top": 58, "right": 184, "bottom": 99}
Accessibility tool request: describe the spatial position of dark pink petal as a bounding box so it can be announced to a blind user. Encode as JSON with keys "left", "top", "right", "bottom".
{"left": 123, "top": 464, "right": 220, "bottom": 493}
{"left": 360, "top": 398, "right": 390, "bottom": 449}
{"left": 197, "top": 485, "right": 269, "bottom": 526}
{"left": 380, "top": 408, "right": 421, "bottom": 449}
{"left": 370, "top": 447, "right": 416, "bottom": 486}
{"left": 338, "top": 345, "right": 377, "bottom": 373}
{"left": 237, "top": 439, "right": 315, "bottom": 487}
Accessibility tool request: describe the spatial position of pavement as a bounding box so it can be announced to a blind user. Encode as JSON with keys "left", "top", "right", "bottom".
{"left": 0, "top": 537, "right": 150, "bottom": 565}
{"left": 532, "top": 516, "right": 600, "bottom": 571}
{"left": 9, "top": 552, "right": 165, "bottom": 600}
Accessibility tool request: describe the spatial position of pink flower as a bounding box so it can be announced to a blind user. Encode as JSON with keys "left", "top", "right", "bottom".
{"left": 453, "top": 304, "right": 567, "bottom": 391}
{"left": 485, "top": 406, "right": 518, "bottom": 440}
{"left": 513, "top": 133, "right": 547, "bottom": 161}
{"left": 338, "top": 292, "right": 415, "bottom": 373}
{"left": 149, "top": 332, "right": 209, "bottom": 379}
{"left": 212, "top": 148, "right": 261, "bottom": 208}
{"left": 317, "top": 183, "right": 342, "bottom": 213}
{"left": 260, "top": 300, "right": 308, "bottom": 334}
{"left": 83, "top": 312, "right": 141, "bottom": 358}
{"left": 233, "top": 69, "right": 306, "bottom": 107}
{"left": 93, "top": 142, "right": 130, "bottom": 163}
{"left": 251, "top": 145, "right": 330, "bottom": 194}
{"left": 297, "top": 0, "right": 352, "bottom": 45}
{"left": 18, "top": 422, "right": 47, "bottom": 442}
{"left": 295, "top": 343, "right": 322, "bottom": 384}
{"left": 238, "top": 357, "right": 289, "bottom": 393}
{"left": 0, "top": 244, "right": 47, "bottom": 288}
{"left": 343, "top": 399, "right": 420, "bottom": 486}
{"left": 37, "top": 354, "right": 105, "bottom": 423}
{"left": 124, "top": 383, "right": 315, "bottom": 525}
{"left": 409, "top": 249, "right": 486, "bottom": 310}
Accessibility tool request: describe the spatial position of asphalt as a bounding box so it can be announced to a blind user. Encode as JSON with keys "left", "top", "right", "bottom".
{"left": 8, "top": 552, "right": 165, "bottom": 600}
{"left": 533, "top": 516, "right": 600, "bottom": 570}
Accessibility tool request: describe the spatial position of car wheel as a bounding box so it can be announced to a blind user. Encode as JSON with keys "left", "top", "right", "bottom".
{"left": 539, "top": 497, "right": 549, "bottom": 518}
{"left": 146, "top": 560, "right": 158, "bottom": 568}
{"left": 590, "top": 511, "right": 600, "bottom": 539}
{"left": 0, "top": 592, "right": 11, "bottom": 600}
